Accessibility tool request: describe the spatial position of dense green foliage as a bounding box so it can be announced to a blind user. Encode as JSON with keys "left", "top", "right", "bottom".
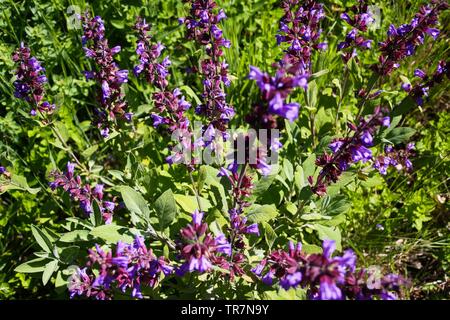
{"left": 0, "top": 0, "right": 448, "bottom": 299}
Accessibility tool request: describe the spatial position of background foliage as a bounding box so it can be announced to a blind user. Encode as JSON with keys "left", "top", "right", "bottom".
{"left": 0, "top": 0, "right": 448, "bottom": 299}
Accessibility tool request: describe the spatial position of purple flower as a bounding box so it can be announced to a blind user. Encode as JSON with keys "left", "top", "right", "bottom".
{"left": 244, "top": 223, "right": 260, "bottom": 236}
{"left": 351, "top": 145, "right": 372, "bottom": 163}
{"left": 361, "top": 131, "right": 373, "bottom": 146}
{"left": 215, "top": 234, "right": 232, "bottom": 256}
{"left": 151, "top": 114, "right": 165, "bottom": 127}
{"left": 280, "top": 272, "right": 302, "bottom": 290}
{"left": 414, "top": 69, "right": 426, "bottom": 79}
{"left": 319, "top": 280, "right": 343, "bottom": 300}
{"left": 425, "top": 28, "right": 440, "bottom": 40}
{"left": 322, "top": 239, "right": 336, "bottom": 259}
{"left": 192, "top": 209, "right": 203, "bottom": 226}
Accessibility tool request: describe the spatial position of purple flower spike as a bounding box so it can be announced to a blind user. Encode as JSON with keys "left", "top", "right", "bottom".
{"left": 375, "top": 3, "right": 447, "bottom": 75}
{"left": 80, "top": 12, "right": 130, "bottom": 137}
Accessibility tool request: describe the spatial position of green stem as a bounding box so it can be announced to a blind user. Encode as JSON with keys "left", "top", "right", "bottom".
{"left": 188, "top": 169, "right": 203, "bottom": 212}
{"left": 335, "top": 65, "right": 349, "bottom": 131}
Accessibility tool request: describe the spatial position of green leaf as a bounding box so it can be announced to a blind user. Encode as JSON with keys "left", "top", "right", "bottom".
{"left": 42, "top": 260, "right": 59, "bottom": 285}
{"left": 90, "top": 200, "right": 103, "bottom": 227}
{"left": 302, "top": 244, "right": 322, "bottom": 254}
{"left": 14, "top": 258, "right": 49, "bottom": 273}
{"left": 283, "top": 159, "right": 294, "bottom": 182}
{"left": 31, "top": 225, "right": 53, "bottom": 253}
{"left": 384, "top": 127, "right": 416, "bottom": 145}
{"left": 59, "top": 246, "right": 80, "bottom": 264}
{"left": 309, "top": 69, "right": 329, "bottom": 81}
{"left": 302, "top": 153, "right": 317, "bottom": 178}
{"left": 81, "top": 145, "right": 98, "bottom": 159}
{"left": 0, "top": 174, "right": 41, "bottom": 195}
{"left": 111, "top": 19, "right": 125, "bottom": 29}
{"left": 392, "top": 96, "right": 415, "bottom": 116}
{"left": 197, "top": 166, "right": 208, "bottom": 192}
{"left": 251, "top": 169, "right": 278, "bottom": 200}
{"left": 108, "top": 170, "right": 125, "bottom": 182}
{"left": 322, "top": 195, "right": 351, "bottom": 216}
{"left": 118, "top": 186, "right": 151, "bottom": 222}
{"left": 59, "top": 230, "right": 91, "bottom": 242}
{"left": 313, "top": 224, "right": 342, "bottom": 251}
{"left": 55, "top": 271, "right": 67, "bottom": 289}
{"left": 245, "top": 204, "right": 278, "bottom": 223}
{"left": 90, "top": 224, "right": 133, "bottom": 244}
{"left": 306, "top": 80, "right": 318, "bottom": 108}
{"left": 174, "top": 194, "right": 212, "bottom": 213}
{"left": 294, "top": 166, "right": 305, "bottom": 191}
{"left": 262, "top": 222, "right": 276, "bottom": 249}
{"left": 155, "top": 189, "right": 177, "bottom": 230}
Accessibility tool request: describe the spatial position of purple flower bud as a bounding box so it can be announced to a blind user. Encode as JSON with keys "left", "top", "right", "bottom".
{"left": 211, "top": 25, "right": 222, "bottom": 39}
{"left": 67, "top": 162, "right": 75, "bottom": 178}
{"left": 401, "top": 83, "right": 411, "bottom": 92}
{"left": 110, "top": 46, "right": 121, "bottom": 55}
{"left": 361, "top": 131, "right": 373, "bottom": 146}
{"left": 192, "top": 209, "right": 203, "bottom": 226}
{"left": 340, "top": 13, "right": 351, "bottom": 24}
{"left": 322, "top": 240, "right": 336, "bottom": 259}
{"left": 101, "top": 81, "right": 110, "bottom": 99}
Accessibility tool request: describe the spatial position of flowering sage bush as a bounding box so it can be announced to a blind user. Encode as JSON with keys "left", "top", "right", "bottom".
{"left": 1, "top": 0, "right": 449, "bottom": 300}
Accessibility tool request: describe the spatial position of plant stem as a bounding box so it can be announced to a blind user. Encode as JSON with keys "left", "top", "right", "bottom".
{"left": 335, "top": 65, "right": 349, "bottom": 131}
{"left": 36, "top": 108, "right": 88, "bottom": 173}
{"left": 188, "top": 169, "right": 203, "bottom": 212}
{"left": 49, "top": 125, "right": 87, "bottom": 172}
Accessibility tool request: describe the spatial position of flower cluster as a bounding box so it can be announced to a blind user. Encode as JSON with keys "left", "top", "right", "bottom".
{"left": 247, "top": 0, "right": 325, "bottom": 129}
{"left": 375, "top": 2, "right": 448, "bottom": 75}
{"left": 248, "top": 67, "right": 307, "bottom": 123}
{"left": 277, "top": 0, "right": 327, "bottom": 76}
{"left": 227, "top": 208, "right": 259, "bottom": 249}
{"left": 133, "top": 17, "right": 170, "bottom": 89}
{"left": 80, "top": 12, "right": 131, "bottom": 137}
{"left": 12, "top": 43, "right": 55, "bottom": 116}
{"left": 373, "top": 143, "right": 415, "bottom": 175}
{"left": 69, "top": 235, "right": 172, "bottom": 300}
{"left": 176, "top": 210, "right": 231, "bottom": 275}
{"left": 338, "top": 1, "right": 374, "bottom": 63}
{"left": 402, "top": 60, "right": 449, "bottom": 106}
{"left": 312, "top": 106, "right": 390, "bottom": 195}
{"left": 253, "top": 239, "right": 408, "bottom": 300}
{"left": 180, "top": 0, "right": 234, "bottom": 139}
{"left": 133, "top": 17, "right": 198, "bottom": 167}
{"left": 49, "top": 162, "right": 117, "bottom": 223}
